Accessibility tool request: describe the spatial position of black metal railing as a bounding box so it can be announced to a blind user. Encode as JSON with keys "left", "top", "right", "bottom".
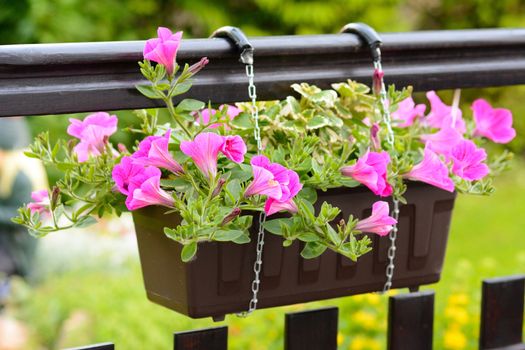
{"left": 1, "top": 28, "right": 525, "bottom": 117}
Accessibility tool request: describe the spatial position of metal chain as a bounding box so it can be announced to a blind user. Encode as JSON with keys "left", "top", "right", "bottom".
{"left": 237, "top": 54, "right": 267, "bottom": 317}
{"left": 373, "top": 47, "right": 400, "bottom": 293}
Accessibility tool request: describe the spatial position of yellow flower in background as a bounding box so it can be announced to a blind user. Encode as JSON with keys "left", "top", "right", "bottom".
{"left": 444, "top": 327, "right": 467, "bottom": 349}
{"left": 338, "top": 332, "right": 344, "bottom": 346}
{"left": 364, "top": 293, "right": 381, "bottom": 306}
{"left": 445, "top": 306, "right": 469, "bottom": 325}
{"left": 448, "top": 293, "right": 469, "bottom": 306}
{"left": 353, "top": 310, "right": 377, "bottom": 330}
{"left": 349, "top": 335, "right": 381, "bottom": 350}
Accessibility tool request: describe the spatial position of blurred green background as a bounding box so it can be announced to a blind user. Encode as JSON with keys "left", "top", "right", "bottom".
{"left": 1, "top": 0, "right": 524, "bottom": 349}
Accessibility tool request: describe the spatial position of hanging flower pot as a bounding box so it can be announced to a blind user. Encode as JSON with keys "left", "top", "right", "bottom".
{"left": 133, "top": 182, "right": 455, "bottom": 320}
{"left": 13, "top": 26, "right": 515, "bottom": 321}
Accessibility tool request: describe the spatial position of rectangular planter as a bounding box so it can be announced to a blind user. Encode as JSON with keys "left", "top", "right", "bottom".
{"left": 132, "top": 182, "right": 456, "bottom": 320}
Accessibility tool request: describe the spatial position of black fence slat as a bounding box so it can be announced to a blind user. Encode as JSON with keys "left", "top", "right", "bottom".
{"left": 66, "top": 343, "right": 114, "bottom": 350}
{"left": 285, "top": 307, "right": 338, "bottom": 350}
{"left": 480, "top": 275, "right": 525, "bottom": 350}
{"left": 174, "top": 326, "right": 228, "bottom": 350}
{"left": 388, "top": 290, "right": 434, "bottom": 350}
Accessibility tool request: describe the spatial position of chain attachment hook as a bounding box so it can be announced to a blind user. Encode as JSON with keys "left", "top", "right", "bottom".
{"left": 341, "top": 23, "right": 400, "bottom": 294}
{"left": 211, "top": 26, "right": 266, "bottom": 317}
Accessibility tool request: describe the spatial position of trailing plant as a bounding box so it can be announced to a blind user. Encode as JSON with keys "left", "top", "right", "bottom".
{"left": 13, "top": 27, "right": 515, "bottom": 262}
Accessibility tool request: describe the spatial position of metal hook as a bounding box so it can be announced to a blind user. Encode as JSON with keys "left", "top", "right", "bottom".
{"left": 340, "top": 22, "right": 382, "bottom": 61}
{"left": 211, "top": 26, "right": 254, "bottom": 65}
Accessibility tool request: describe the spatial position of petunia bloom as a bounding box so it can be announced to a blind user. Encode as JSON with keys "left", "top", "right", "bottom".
{"left": 221, "top": 135, "right": 247, "bottom": 163}
{"left": 341, "top": 151, "right": 393, "bottom": 197}
{"left": 27, "top": 190, "right": 50, "bottom": 216}
{"left": 131, "top": 130, "right": 183, "bottom": 175}
{"left": 125, "top": 167, "right": 174, "bottom": 210}
{"left": 392, "top": 97, "right": 426, "bottom": 127}
{"left": 420, "top": 126, "right": 463, "bottom": 160}
{"left": 143, "top": 27, "right": 182, "bottom": 75}
{"left": 112, "top": 156, "right": 161, "bottom": 195}
{"left": 425, "top": 91, "right": 466, "bottom": 133}
{"left": 355, "top": 201, "right": 397, "bottom": 236}
{"left": 180, "top": 132, "right": 224, "bottom": 179}
{"left": 404, "top": 148, "right": 455, "bottom": 192}
{"left": 245, "top": 155, "right": 302, "bottom": 215}
{"left": 264, "top": 170, "right": 302, "bottom": 216}
{"left": 450, "top": 139, "right": 489, "bottom": 181}
{"left": 472, "top": 99, "right": 516, "bottom": 144}
{"left": 195, "top": 104, "right": 241, "bottom": 129}
{"left": 67, "top": 112, "right": 118, "bottom": 162}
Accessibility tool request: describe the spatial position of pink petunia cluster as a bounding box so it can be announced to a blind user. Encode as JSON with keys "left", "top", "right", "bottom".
{"left": 67, "top": 112, "right": 118, "bottom": 162}
{"left": 143, "top": 27, "right": 183, "bottom": 75}
{"left": 245, "top": 155, "right": 303, "bottom": 216}
{"left": 112, "top": 131, "right": 249, "bottom": 211}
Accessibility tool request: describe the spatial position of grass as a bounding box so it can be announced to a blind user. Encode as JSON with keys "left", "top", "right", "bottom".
{"left": 8, "top": 162, "right": 525, "bottom": 350}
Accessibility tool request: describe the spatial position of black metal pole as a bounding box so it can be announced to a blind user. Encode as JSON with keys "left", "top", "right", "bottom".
{"left": 1, "top": 28, "right": 525, "bottom": 117}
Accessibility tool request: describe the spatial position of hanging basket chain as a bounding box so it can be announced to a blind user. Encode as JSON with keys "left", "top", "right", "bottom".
{"left": 235, "top": 47, "right": 266, "bottom": 317}
{"left": 373, "top": 47, "right": 400, "bottom": 293}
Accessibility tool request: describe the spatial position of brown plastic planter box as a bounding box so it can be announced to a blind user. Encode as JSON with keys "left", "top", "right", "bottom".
{"left": 132, "top": 182, "right": 456, "bottom": 320}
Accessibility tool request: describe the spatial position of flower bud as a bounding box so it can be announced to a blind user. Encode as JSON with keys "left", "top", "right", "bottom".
{"left": 221, "top": 207, "right": 241, "bottom": 226}
{"left": 212, "top": 178, "right": 226, "bottom": 198}
{"left": 370, "top": 123, "right": 381, "bottom": 151}
{"left": 117, "top": 143, "right": 129, "bottom": 154}
{"left": 188, "top": 57, "right": 209, "bottom": 75}
{"left": 50, "top": 186, "right": 61, "bottom": 211}
{"left": 373, "top": 68, "right": 384, "bottom": 96}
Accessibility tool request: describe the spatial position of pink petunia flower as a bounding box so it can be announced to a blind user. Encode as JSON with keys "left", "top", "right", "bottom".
{"left": 245, "top": 155, "right": 302, "bottom": 215}
{"left": 180, "top": 132, "right": 224, "bottom": 179}
{"left": 341, "top": 151, "right": 393, "bottom": 197}
{"left": 143, "top": 27, "right": 183, "bottom": 75}
{"left": 131, "top": 130, "right": 184, "bottom": 175}
{"left": 425, "top": 91, "right": 466, "bottom": 133}
{"left": 195, "top": 104, "right": 241, "bottom": 129}
{"left": 264, "top": 170, "right": 302, "bottom": 216}
{"left": 420, "top": 126, "right": 463, "bottom": 160}
{"left": 450, "top": 139, "right": 489, "bottom": 181}
{"left": 392, "top": 97, "right": 426, "bottom": 127}
{"left": 221, "top": 135, "right": 247, "bottom": 163}
{"left": 404, "top": 147, "right": 455, "bottom": 192}
{"left": 27, "top": 190, "right": 50, "bottom": 216}
{"left": 125, "top": 167, "right": 174, "bottom": 210}
{"left": 67, "top": 112, "right": 118, "bottom": 162}
{"left": 472, "top": 99, "right": 516, "bottom": 144}
{"left": 112, "top": 157, "right": 161, "bottom": 196}
{"left": 355, "top": 201, "right": 397, "bottom": 236}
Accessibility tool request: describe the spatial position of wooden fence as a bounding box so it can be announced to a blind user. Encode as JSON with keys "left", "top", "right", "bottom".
{"left": 67, "top": 275, "right": 524, "bottom": 350}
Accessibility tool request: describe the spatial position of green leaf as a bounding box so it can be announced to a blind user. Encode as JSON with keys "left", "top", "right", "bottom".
{"left": 135, "top": 84, "right": 162, "bottom": 99}
{"left": 225, "top": 179, "right": 242, "bottom": 203}
{"left": 170, "top": 81, "right": 192, "bottom": 97}
{"left": 306, "top": 115, "right": 330, "bottom": 130}
{"left": 75, "top": 216, "right": 97, "bottom": 228}
{"left": 297, "top": 232, "right": 320, "bottom": 242}
{"left": 214, "top": 229, "right": 244, "bottom": 242}
{"left": 175, "top": 99, "right": 205, "bottom": 113}
{"left": 300, "top": 242, "right": 327, "bottom": 259}
{"left": 326, "top": 225, "right": 341, "bottom": 245}
{"left": 232, "top": 233, "right": 251, "bottom": 244}
{"left": 181, "top": 242, "right": 198, "bottom": 262}
{"left": 230, "top": 113, "right": 252, "bottom": 129}
{"left": 263, "top": 218, "right": 293, "bottom": 235}
{"left": 298, "top": 187, "right": 318, "bottom": 203}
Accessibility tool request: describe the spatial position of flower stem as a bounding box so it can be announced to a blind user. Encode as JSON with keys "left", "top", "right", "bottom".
{"left": 164, "top": 97, "right": 192, "bottom": 139}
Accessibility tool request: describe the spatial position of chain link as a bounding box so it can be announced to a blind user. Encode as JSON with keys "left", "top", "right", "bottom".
{"left": 237, "top": 58, "right": 267, "bottom": 317}
{"left": 373, "top": 47, "right": 400, "bottom": 293}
